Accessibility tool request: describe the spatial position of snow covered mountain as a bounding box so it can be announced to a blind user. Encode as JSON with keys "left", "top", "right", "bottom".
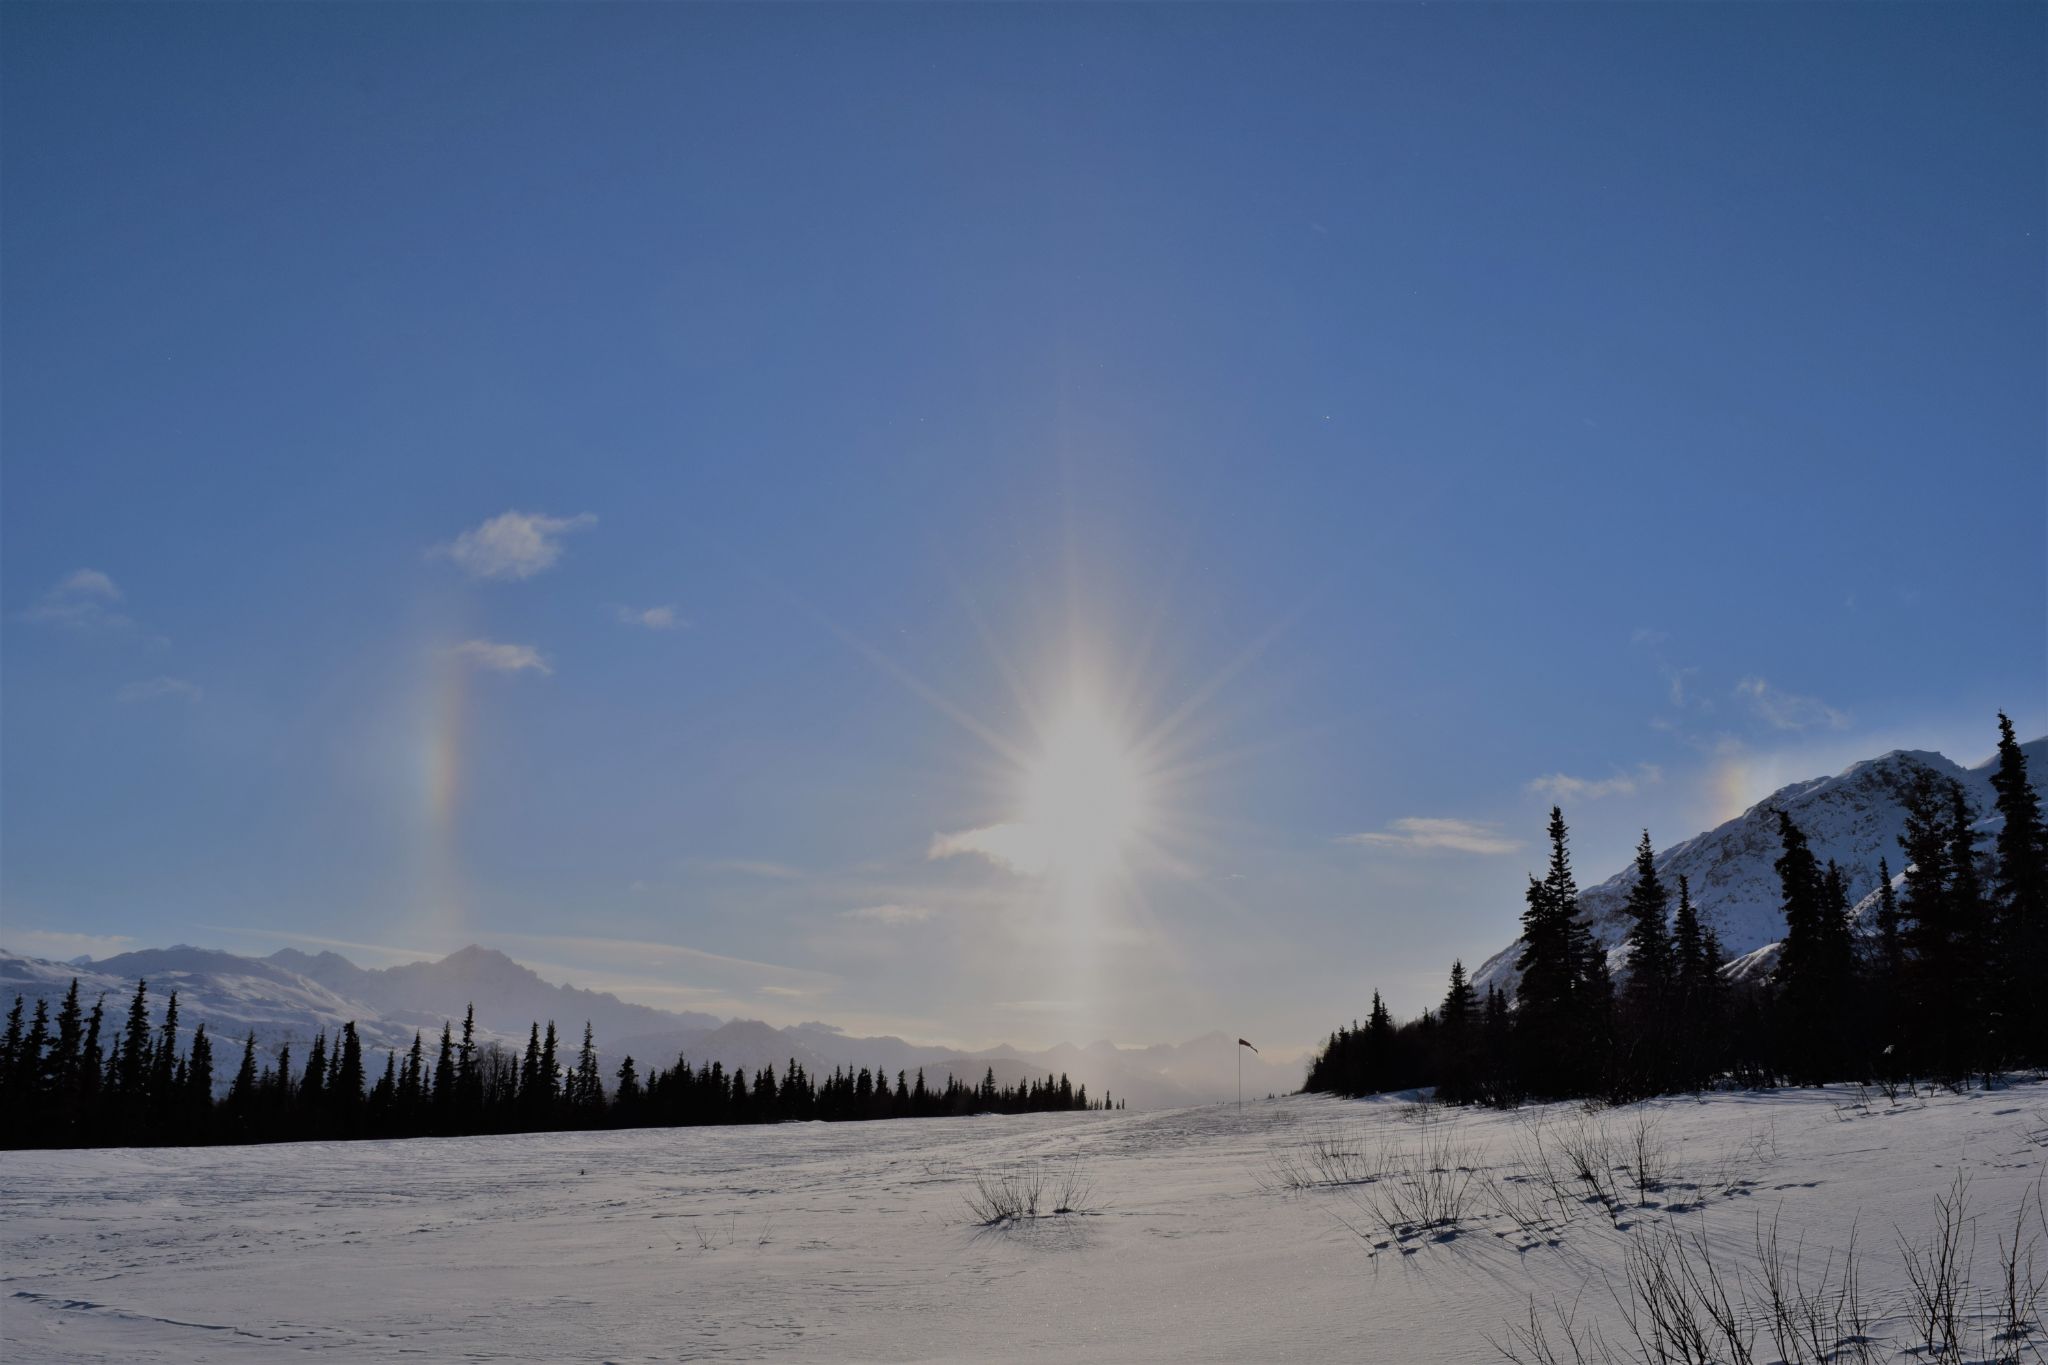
{"left": 0, "top": 944, "right": 1299, "bottom": 1106}
{"left": 1473, "top": 737, "right": 2047, "bottom": 997}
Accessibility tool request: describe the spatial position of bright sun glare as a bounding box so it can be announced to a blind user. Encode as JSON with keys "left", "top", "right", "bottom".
{"left": 1021, "top": 694, "right": 1148, "bottom": 879}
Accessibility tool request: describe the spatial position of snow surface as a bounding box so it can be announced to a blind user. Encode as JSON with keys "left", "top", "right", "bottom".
{"left": 5, "top": 1083, "right": 2043, "bottom": 1361}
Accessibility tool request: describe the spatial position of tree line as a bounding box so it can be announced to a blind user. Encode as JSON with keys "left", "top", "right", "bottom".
{"left": 0, "top": 994, "right": 1118, "bottom": 1149}
{"left": 1307, "top": 712, "right": 2046, "bottom": 1104}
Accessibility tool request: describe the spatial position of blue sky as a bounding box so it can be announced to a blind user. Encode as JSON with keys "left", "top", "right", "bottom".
{"left": 4, "top": 3, "right": 2042, "bottom": 1052}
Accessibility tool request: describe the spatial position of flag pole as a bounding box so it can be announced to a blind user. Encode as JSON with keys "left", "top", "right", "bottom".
{"left": 1236, "top": 1038, "right": 1257, "bottom": 1112}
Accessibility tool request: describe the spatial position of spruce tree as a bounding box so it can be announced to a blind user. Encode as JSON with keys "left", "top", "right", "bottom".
{"left": 79, "top": 995, "right": 105, "bottom": 1120}
{"left": 574, "top": 1022, "right": 599, "bottom": 1111}
{"left": 1513, "top": 809, "right": 1580, "bottom": 1094}
{"left": 1618, "top": 831, "right": 1674, "bottom": 1092}
{"left": 1772, "top": 809, "right": 1845, "bottom": 1082}
{"left": 0, "top": 996, "right": 22, "bottom": 1107}
{"left": 401, "top": 1032, "right": 426, "bottom": 1119}
{"left": 1441, "top": 960, "right": 1475, "bottom": 1032}
{"left": 539, "top": 1022, "right": 560, "bottom": 1106}
{"left": 520, "top": 1023, "right": 541, "bottom": 1105}
{"left": 1988, "top": 713, "right": 2046, "bottom": 1061}
{"left": 1944, "top": 781, "right": 1990, "bottom": 1070}
{"left": 433, "top": 1022, "right": 456, "bottom": 1126}
{"left": 228, "top": 1035, "right": 259, "bottom": 1112}
{"left": 332, "top": 1022, "right": 365, "bottom": 1129}
{"left": 1872, "top": 858, "right": 1905, "bottom": 993}
{"left": 456, "top": 1005, "right": 477, "bottom": 1110}
{"left": 1898, "top": 766, "right": 1967, "bottom": 1077}
{"left": 49, "top": 980, "right": 83, "bottom": 1121}
{"left": 149, "top": 992, "right": 181, "bottom": 1120}
{"left": 184, "top": 1025, "right": 214, "bottom": 1136}
{"left": 1621, "top": 831, "right": 1675, "bottom": 1001}
{"left": 116, "top": 978, "right": 152, "bottom": 1100}
{"left": 301, "top": 1032, "right": 329, "bottom": 1110}
{"left": 1439, "top": 960, "right": 1476, "bottom": 1101}
{"left": 13, "top": 999, "right": 51, "bottom": 1135}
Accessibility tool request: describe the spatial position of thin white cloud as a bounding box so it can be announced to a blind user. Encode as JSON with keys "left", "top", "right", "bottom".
{"left": 842, "top": 903, "right": 935, "bottom": 926}
{"left": 928, "top": 823, "right": 1051, "bottom": 876}
{"left": 694, "top": 859, "right": 807, "bottom": 881}
{"left": 57, "top": 569, "right": 120, "bottom": 600}
{"left": 1338, "top": 817, "right": 1521, "bottom": 856}
{"left": 613, "top": 604, "right": 682, "bottom": 630}
{"left": 494, "top": 930, "right": 838, "bottom": 994}
{"left": 22, "top": 568, "right": 135, "bottom": 631}
{"left": 1736, "top": 677, "right": 1850, "bottom": 731}
{"left": 434, "top": 511, "right": 595, "bottom": 581}
{"left": 4, "top": 928, "right": 138, "bottom": 962}
{"left": 117, "top": 676, "right": 202, "bottom": 704}
{"left": 1526, "top": 763, "right": 1663, "bottom": 802}
{"left": 192, "top": 924, "right": 440, "bottom": 966}
{"left": 451, "top": 640, "right": 551, "bottom": 675}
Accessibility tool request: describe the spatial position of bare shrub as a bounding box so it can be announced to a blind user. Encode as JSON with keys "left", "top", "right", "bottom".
{"left": 964, "top": 1161, "right": 1097, "bottom": 1226}
{"left": 1622, "top": 1113, "right": 1668, "bottom": 1201}
{"left": 1556, "top": 1115, "right": 1625, "bottom": 1222}
{"left": 1345, "top": 1120, "right": 1477, "bottom": 1240}
{"left": 965, "top": 1166, "right": 1045, "bottom": 1225}
{"left": 1048, "top": 1164, "right": 1096, "bottom": 1216}
{"left": 1489, "top": 1293, "right": 1606, "bottom": 1365}
{"left": 1751, "top": 1210, "right": 1875, "bottom": 1365}
{"left": 1492, "top": 1174, "right": 2044, "bottom": 1365}
{"left": 1612, "top": 1221, "right": 1757, "bottom": 1365}
{"left": 1899, "top": 1171, "right": 1974, "bottom": 1363}
{"left": 1993, "top": 1174, "right": 2047, "bottom": 1364}
{"left": 1265, "top": 1126, "right": 1386, "bottom": 1192}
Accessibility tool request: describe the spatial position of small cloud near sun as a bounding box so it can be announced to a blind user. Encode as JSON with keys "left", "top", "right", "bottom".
{"left": 929, "top": 823, "right": 1050, "bottom": 877}
{"left": 841, "top": 903, "right": 935, "bottom": 926}
{"left": 23, "top": 568, "right": 136, "bottom": 633}
{"left": 434, "top": 511, "right": 595, "bottom": 581}
{"left": 613, "top": 604, "right": 682, "bottom": 630}
{"left": 1339, "top": 817, "right": 1520, "bottom": 856}
{"left": 1525, "top": 764, "right": 1662, "bottom": 802}
{"left": 118, "top": 676, "right": 202, "bottom": 704}
{"left": 451, "top": 640, "right": 552, "bottom": 675}
{"left": 1735, "top": 677, "right": 1850, "bottom": 732}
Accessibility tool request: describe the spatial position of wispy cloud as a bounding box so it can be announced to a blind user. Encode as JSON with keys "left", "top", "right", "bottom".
{"left": 3, "top": 928, "right": 137, "bottom": 962}
{"left": 1632, "top": 627, "right": 1706, "bottom": 711}
{"left": 1736, "top": 677, "right": 1850, "bottom": 731}
{"left": 118, "top": 676, "right": 202, "bottom": 704}
{"left": 434, "top": 511, "right": 595, "bottom": 581}
{"left": 194, "top": 924, "right": 440, "bottom": 965}
{"left": 842, "top": 903, "right": 935, "bottom": 926}
{"left": 613, "top": 604, "right": 682, "bottom": 630}
{"left": 928, "top": 823, "right": 1050, "bottom": 876}
{"left": 494, "top": 930, "right": 838, "bottom": 995}
{"left": 1526, "top": 763, "right": 1663, "bottom": 802}
{"left": 22, "top": 569, "right": 135, "bottom": 632}
{"left": 693, "top": 859, "right": 806, "bottom": 881}
{"left": 451, "top": 640, "right": 551, "bottom": 675}
{"left": 1338, "top": 817, "right": 1521, "bottom": 856}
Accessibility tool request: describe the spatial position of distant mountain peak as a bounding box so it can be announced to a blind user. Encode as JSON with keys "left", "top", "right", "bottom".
{"left": 1474, "top": 735, "right": 2044, "bottom": 997}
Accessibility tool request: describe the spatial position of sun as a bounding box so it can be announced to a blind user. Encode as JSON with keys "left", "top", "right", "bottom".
{"left": 1020, "top": 692, "right": 1149, "bottom": 879}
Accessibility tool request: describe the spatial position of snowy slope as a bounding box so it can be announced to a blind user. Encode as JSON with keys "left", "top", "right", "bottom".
{"left": 1474, "top": 737, "right": 2046, "bottom": 996}
{"left": 3, "top": 1083, "right": 2041, "bottom": 1361}
{"left": 0, "top": 947, "right": 428, "bottom": 1058}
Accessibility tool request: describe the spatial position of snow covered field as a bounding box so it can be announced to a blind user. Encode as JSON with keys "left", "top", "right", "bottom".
{"left": 5, "top": 1083, "right": 2045, "bottom": 1362}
